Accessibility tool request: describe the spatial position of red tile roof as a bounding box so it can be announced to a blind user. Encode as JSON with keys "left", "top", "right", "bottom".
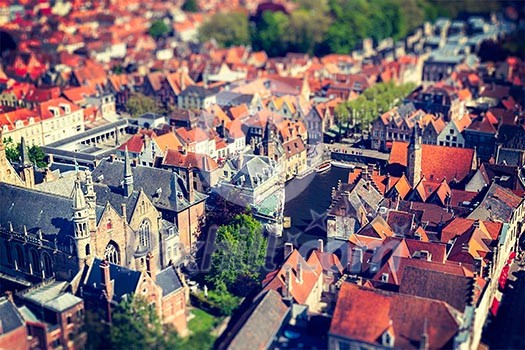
{"left": 389, "top": 142, "right": 475, "bottom": 183}
{"left": 262, "top": 249, "right": 322, "bottom": 305}
{"left": 330, "top": 283, "right": 460, "bottom": 349}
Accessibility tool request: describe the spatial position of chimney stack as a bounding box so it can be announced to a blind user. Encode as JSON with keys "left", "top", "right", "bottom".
{"left": 146, "top": 252, "right": 156, "bottom": 282}
{"left": 297, "top": 261, "right": 303, "bottom": 283}
{"left": 100, "top": 260, "right": 113, "bottom": 301}
{"left": 284, "top": 266, "right": 293, "bottom": 298}
{"left": 284, "top": 242, "right": 294, "bottom": 259}
{"left": 5, "top": 291, "right": 13, "bottom": 303}
{"left": 318, "top": 239, "right": 324, "bottom": 253}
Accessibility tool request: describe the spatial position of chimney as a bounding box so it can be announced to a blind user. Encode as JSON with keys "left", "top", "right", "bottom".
{"left": 187, "top": 170, "right": 195, "bottom": 203}
{"left": 146, "top": 252, "right": 156, "bottom": 282}
{"left": 318, "top": 239, "right": 324, "bottom": 253}
{"left": 5, "top": 291, "right": 13, "bottom": 303}
{"left": 284, "top": 242, "right": 293, "bottom": 259}
{"left": 100, "top": 260, "right": 113, "bottom": 301}
{"left": 349, "top": 247, "right": 363, "bottom": 274}
{"left": 284, "top": 266, "right": 293, "bottom": 298}
{"left": 121, "top": 203, "right": 127, "bottom": 223}
{"left": 297, "top": 261, "right": 303, "bottom": 283}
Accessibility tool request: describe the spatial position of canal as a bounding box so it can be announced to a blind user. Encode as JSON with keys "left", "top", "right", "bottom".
{"left": 265, "top": 166, "right": 352, "bottom": 269}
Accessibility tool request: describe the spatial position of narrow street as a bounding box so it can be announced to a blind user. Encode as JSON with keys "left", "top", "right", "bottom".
{"left": 482, "top": 261, "right": 525, "bottom": 349}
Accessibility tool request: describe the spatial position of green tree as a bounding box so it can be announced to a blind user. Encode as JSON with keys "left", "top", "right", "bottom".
{"left": 252, "top": 11, "right": 289, "bottom": 57}
{"left": 126, "top": 93, "right": 166, "bottom": 118}
{"left": 2, "top": 137, "right": 47, "bottom": 168}
{"left": 29, "top": 145, "right": 47, "bottom": 168}
{"left": 199, "top": 11, "right": 250, "bottom": 48}
{"left": 181, "top": 0, "right": 200, "bottom": 13}
{"left": 206, "top": 214, "right": 267, "bottom": 296}
{"left": 149, "top": 20, "right": 170, "bottom": 40}
{"left": 109, "top": 294, "right": 181, "bottom": 350}
{"left": 285, "top": 9, "right": 331, "bottom": 54}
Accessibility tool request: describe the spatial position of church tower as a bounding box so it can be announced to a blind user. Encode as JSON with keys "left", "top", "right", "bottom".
{"left": 72, "top": 179, "right": 91, "bottom": 267}
{"left": 84, "top": 169, "right": 97, "bottom": 231}
{"left": 123, "top": 146, "right": 134, "bottom": 197}
{"left": 407, "top": 125, "right": 422, "bottom": 188}
{"left": 18, "top": 137, "right": 35, "bottom": 189}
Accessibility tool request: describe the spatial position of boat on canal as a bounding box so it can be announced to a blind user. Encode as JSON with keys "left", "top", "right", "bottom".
{"left": 316, "top": 160, "right": 332, "bottom": 173}
{"left": 331, "top": 160, "right": 355, "bottom": 169}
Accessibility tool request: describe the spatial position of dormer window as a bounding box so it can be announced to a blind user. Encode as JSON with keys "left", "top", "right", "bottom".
{"left": 382, "top": 329, "right": 395, "bottom": 347}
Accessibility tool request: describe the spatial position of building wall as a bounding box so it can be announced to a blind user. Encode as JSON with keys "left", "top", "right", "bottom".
{"left": 162, "top": 289, "right": 188, "bottom": 337}
{"left": 58, "top": 304, "right": 87, "bottom": 350}
{"left": 2, "top": 121, "right": 43, "bottom": 146}
{"left": 0, "top": 324, "right": 28, "bottom": 350}
{"left": 41, "top": 109, "right": 84, "bottom": 145}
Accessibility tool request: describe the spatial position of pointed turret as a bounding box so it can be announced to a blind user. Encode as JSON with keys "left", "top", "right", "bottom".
{"left": 407, "top": 124, "right": 422, "bottom": 188}
{"left": 72, "top": 179, "right": 91, "bottom": 267}
{"left": 18, "top": 137, "right": 35, "bottom": 189}
{"left": 72, "top": 179, "right": 87, "bottom": 210}
{"left": 20, "top": 137, "right": 31, "bottom": 167}
{"left": 123, "top": 146, "right": 134, "bottom": 197}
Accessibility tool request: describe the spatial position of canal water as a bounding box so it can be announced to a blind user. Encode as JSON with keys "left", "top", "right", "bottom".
{"left": 265, "top": 166, "right": 351, "bottom": 269}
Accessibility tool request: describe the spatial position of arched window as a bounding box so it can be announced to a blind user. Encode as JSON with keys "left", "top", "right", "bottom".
{"left": 16, "top": 245, "right": 26, "bottom": 269}
{"left": 107, "top": 219, "right": 112, "bottom": 230}
{"left": 42, "top": 253, "right": 53, "bottom": 278}
{"left": 30, "top": 249, "right": 40, "bottom": 275}
{"left": 4, "top": 241, "right": 12, "bottom": 265}
{"left": 104, "top": 241, "right": 120, "bottom": 264}
{"left": 139, "top": 220, "right": 151, "bottom": 248}
{"left": 85, "top": 244, "right": 91, "bottom": 256}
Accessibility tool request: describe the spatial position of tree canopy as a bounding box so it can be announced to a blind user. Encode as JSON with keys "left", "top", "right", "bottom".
{"left": 181, "top": 0, "right": 199, "bottom": 13}
{"left": 206, "top": 213, "right": 267, "bottom": 296}
{"left": 149, "top": 20, "right": 170, "bottom": 40}
{"left": 200, "top": 0, "right": 506, "bottom": 56}
{"left": 126, "top": 93, "right": 167, "bottom": 118}
{"left": 198, "top": 11, "right": 250, "bottom": 48}
{"left": 338, "top": 82, "right": 416, "bottom": 132}
{"left": 3, "top": 137, "right": 47, "bottom": 168}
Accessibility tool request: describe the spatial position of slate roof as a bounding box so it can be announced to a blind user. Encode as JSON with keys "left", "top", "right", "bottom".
{"left": 156, "top": 266, "right": 183, "bottom": 297}
{"left": 230, "top": 155, "right": 277, "bottom": 190}
{"left": 330, "top": 283, "right": 461, "bottom": 349}
{"left": 399, "top": 266, "right": 473, "bottom": 312}
{"left": 0, "top": 182, "right": 104, "bottom": 242}
{"left": 222, "top": 290, "right": 289, "bottom": 350}
{"left": 92, "top": 159, "right": 207, "bottom": 213}
{"left": 468, "top": 183, "right": 523, "bottom": 222}
{"left": 21, "top": 281, "right": 83, "bottom": 313}
{"left": 83, "top": 258, "right": 141, "bottom": 302}
{"left": 0, "top": 296, "right": 25, "bottom": 335}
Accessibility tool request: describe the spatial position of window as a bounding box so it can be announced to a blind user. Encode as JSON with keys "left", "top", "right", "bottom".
{"left": 381, "top": 273, "right": 389, "bottom": 282}
{"left": 16, "top": 245, "right": 26, "bottom": 269}
{"left": 43, "top": 253, "right": 53, "bottom": 278}
{"left": 104, "top": 241, "right": 120, "bottom": 264}
{"left": 85, "top": 244, "right": 91, "bottom": 256}
{"left": 67, "top": 316, "right": 72, "bottom": 324}
{"left": 139, "top": 220, "right": 151, "bottom": 248}
{"left": 338, "top": 341, "right": 350, "bottom": 350}
{"left": 107, "top": 219, "right": 112, "bottom": 230}
{"left": 4, "top": 242, "right": 12, "bottom": 265}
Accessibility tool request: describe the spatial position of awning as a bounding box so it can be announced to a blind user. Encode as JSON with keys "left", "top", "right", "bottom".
{"left": 498, "top": 264, "right": 510, "bottom": 290}
{"left": 490, "top": 297, "right": 500, "bottom": 316}
{"left": 386, "top": 141, "right": 393, "bottom": 149}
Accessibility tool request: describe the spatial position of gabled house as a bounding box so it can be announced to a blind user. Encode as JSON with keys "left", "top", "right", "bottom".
{"left": 262, "top": 248, "right": 323, "bottom": 311}
{"left": 329, "top": 282, "right": 462, "bottom": 350}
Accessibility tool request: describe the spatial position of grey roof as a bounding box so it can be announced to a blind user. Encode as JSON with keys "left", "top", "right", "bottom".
{"left": 83, "top": 258, "right": 141, "bottom": 302}
{"left": 21, "top": 281, "right": 83, "bottom": 313}
{"left": 468, "top": 183, "right": 522, "bottom": 222}
{"left": 0, "top": 297, "right": 25, "bottom": 334}
{"left": 92, "top": 159, "right": 207, "bottom": 213}
{"left": 18, "top": 305, "right": 38, "bottom": 322}
{"left": 0, "top": 183, "right": 104, "bottom": 243}
{"left": 156, "top": 266, "right": 183, "bottom": 297}
{"left": 179, "top": 85, "right": 220, "bottom": 98}
{"left": 223, "top": 290, "right": 289, "bottom": 350}
{"left": 93, "top": 184, "right": 139, "bottom": 220}
{"left": 230, "top": 155, "right": 277, "bottom": 190}
{"left": 397, "top": 103, "right": 416, "bottom": 118}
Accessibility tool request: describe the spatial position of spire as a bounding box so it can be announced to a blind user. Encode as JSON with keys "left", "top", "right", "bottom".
{"left": 72, "top": 179, "right": 87, "bottom": 210}
{"left": 20, "top": 137, "right": 31, "bottom": 167}
{"left": 123, "top": 146, "right": 134, "bottom": 197}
